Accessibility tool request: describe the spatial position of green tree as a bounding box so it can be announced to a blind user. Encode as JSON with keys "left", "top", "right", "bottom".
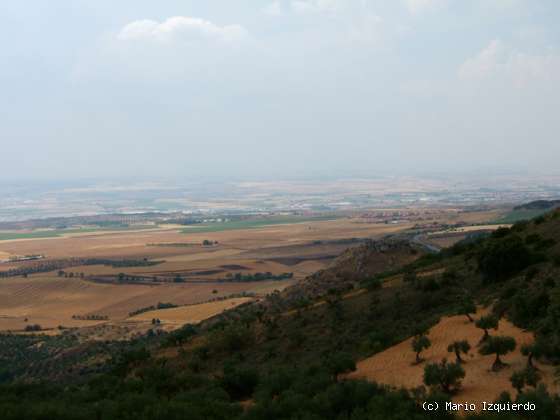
{"left": 510, "top": 367, "right": 541, "bottom": 394}
{"left": 521, "top": 341, "right": 544, "bottom": 370}
{"left": 479, "top": 336, "right": 517, "bottom": 371}
{"left": 510, "top": 370, "right": 525, "bottom": 394}
{"left": 460, "top": 296, "right": 476, "bottom": 322}
{"left": 477, "top": 235, "right": 534, "bottom": 281}
{"left": 475, "top": 314, "right": 499, "bottom": 343}
{"left": 447, "top": 340, "right": 471, "bottom": 364}
{"left": 423, "top": 358, "right": 465, "bottom": 394}
{"left": 221, "top": 364, "right": 259, "bottom": 400}
{"left": 412, "top": 334, "right": 431, "bottom": 364}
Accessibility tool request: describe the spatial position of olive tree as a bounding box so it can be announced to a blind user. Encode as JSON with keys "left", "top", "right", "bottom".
{"left": 475, "top": 314, "right": 499, "bottom": 343}
{"left": 412, "top": 334, "right": 431, "bottom": 364}
{"left": 460, "top": 296, "right": 476, "bottom": 322}
{"left": 479, "top": 336, "right": 516, "bottom": 371}
{"left": 447, "top": 340, "right": 471, "bottom": 364}
{"left": 423, "top": 358, "right": 465, "bottom": 394}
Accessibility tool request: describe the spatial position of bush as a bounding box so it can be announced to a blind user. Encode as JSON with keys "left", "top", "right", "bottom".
{"left": 24, "top": 324, "right": 42, "bottom": 332}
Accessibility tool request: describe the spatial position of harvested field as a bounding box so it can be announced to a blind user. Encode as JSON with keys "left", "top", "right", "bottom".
{"left": 426, "top": 234, "right": 469, "bottom": 249}
{"left": 0, "top": 217, "right": 423, "bottom": 288}
{"left": 129, "top": 297, "right": 253, "bottom": 325}
{"left": 346, "top": 309, "right": 559, "bottom": 411}
{"left": 424, "top": 224, "right": 511, "bottom": 249}
{"left": 0, "top": 275, "right": 290, "bottom": 332}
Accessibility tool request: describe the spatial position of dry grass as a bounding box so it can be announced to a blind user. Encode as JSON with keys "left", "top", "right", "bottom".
{"left": 129, "top": 297, "right": 253, "bottom": 325}
{"left": 347, "top": 309, "right": 559, "bottom": 411}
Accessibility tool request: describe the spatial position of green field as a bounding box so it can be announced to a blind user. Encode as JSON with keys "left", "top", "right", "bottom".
{"left": 0, "top": 225, "right": 155, "bottom": 241}
{"left": 181, "top": 215, "right": 340, "bottom": 234}
{"left": 0, "top": 230, "right": 65, "bottom": 241}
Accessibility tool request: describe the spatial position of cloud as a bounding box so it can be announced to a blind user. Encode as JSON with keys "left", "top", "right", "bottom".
{"left": 459, "top": 39, "right": 504, "bottom": 80}
{"left": 348, "top": 14, "right": 385, "bottom": 44}
{"left": 263, "top": 2, "right": 284, "bottom": 16}
{"left": 458, "top": 39, "right": 560, "bottom": 86}
{"left": 290, "top": 0, "right": 342, "bottom": 14}
{"left": 117, "top": 16, "right": 248, "bottom": 44}
{"left": 404, "top": 0, "right": 447, "bottom": 15}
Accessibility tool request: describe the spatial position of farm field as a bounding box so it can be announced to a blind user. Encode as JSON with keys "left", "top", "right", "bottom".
{"left": 129, "top": 297, "right": 253, "bottom": 326}
{"left": 0, "top": 225, "right": 160, "bottom": 241}
{"left": 0, "top": 216, "right": 423, "bottom": 281}
{"left": 0, "top": 208, "right": 498, "bottom": 338}
{"left": 180, "top": 215, "right": 340, "bottom": 233}
{"left": 423, "top": 224, "right": 511, "bottom": 249}
{"left": 346, "top": 309, "right": 559, "bottom": 412}
{"left": 0, "top": 275, "right": 285, "bottom": 333}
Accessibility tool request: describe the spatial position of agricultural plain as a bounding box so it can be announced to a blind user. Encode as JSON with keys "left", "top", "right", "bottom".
{"left": 0, "top": 209, "right": 498, "bottom": 338}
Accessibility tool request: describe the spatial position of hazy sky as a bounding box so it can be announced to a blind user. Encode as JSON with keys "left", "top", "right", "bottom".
{"left": 2, "top": 1, "right": 560, "bottom": 181}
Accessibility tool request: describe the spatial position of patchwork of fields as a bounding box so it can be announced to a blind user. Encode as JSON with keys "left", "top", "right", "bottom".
{"left": 0, "top": 209, "right": 498, "bottom": 339}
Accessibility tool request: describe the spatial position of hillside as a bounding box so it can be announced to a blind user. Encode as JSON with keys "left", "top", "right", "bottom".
{"left": 1, "top": 210, "right": 560, "bottom": 418}
{"left": 269, "top": 237, "right": 420, "bottom": 309}
{"left": 514, "top": 200, "right": 560, "bottom": 211}
{"left": 497, "top": 199, "right": 560, "bottom": 223}
{"left": 347, "top": 309, "right": 558, "bottom": 410}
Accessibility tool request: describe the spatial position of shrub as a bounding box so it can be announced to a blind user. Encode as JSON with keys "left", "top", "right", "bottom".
{"left": 24, "top": 324, "right": 42, "bottom": 332}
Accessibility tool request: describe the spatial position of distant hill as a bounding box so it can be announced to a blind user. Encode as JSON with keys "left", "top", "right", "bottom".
{"left": 495, "top": 199, "right": 560, "bottom": 223}
{"left": 514, "top": 199, "right": 560, "bottom": 211}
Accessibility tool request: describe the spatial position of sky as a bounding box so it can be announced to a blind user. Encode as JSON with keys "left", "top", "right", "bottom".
{"left": 1, "top": 0, "right": 560, "bottom": 181}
